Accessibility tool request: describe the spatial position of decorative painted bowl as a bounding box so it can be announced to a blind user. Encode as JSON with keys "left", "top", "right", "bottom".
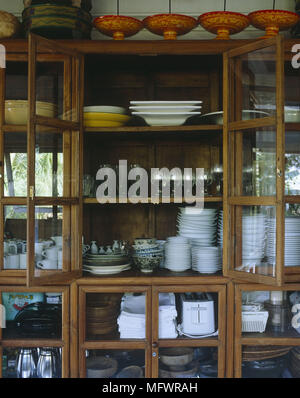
{"left": 93, "top": 15, "right": 143, "bottom": 40}
{"left": 248, "top": 10, "right": 300, "bottom": 38}
{"left": 143, "top": 13, "right": 197, "bottom": 40}
{"left": 198, "top": 11, "right": 250, "bottom": 40}
{"left": 22, "top": 4, "right": 93, "bottom": 39}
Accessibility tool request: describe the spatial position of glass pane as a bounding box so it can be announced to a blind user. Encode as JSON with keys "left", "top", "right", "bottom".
{"left": 284, "top": 60, "right": 300, "bottom": 124}
{"left": 86, "top": 292, "right": 146, "bottom": 341}
{"left": 35, "top": 58, "right": 77, "bottom": 122}
{"left": 2, "top": 346, "right": 62, "bottom": 378}
{"left": 285, "top": 131, "right": 300, "bottom": 195}
{"left": 85, "top": 349, "right": 145, "bottom": 378}
{"left": 4, "top": 205, "right": 27, "bottom": 270}
{"left": 158, "top": 292, "right": 218, "bottom": 339}
{"left": 230, "top": 45, "right": 276, "bottom": 121}
{"left": 4, "top": 132, "right": 27, "bottom": 197}
{"left": 229, "top": 128, "right": 276, "bottom": 197}
{"left": 35, "top": 131, "right": 63, "bottom": 197}
{"left": 159, "top": 347, "right": 218, "bottom": 378}
{"left": 1, "top": 291, "right": 62, "bottom": 339}
{"left": 230, "top": 206, "right": 276, "bottom": 277}
{"left": 34, "top": 205, "right": 66, "bottom": 273}
{"left": 282, "top": 204, "right": 300, "bottom": 267}
{"left": 5, "top": 61, "right": 27, "bottom": 104}
{"left": 241, "top": 289, "right": 300, "bottom": 337}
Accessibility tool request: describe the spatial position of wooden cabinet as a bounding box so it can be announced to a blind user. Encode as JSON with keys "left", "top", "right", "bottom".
{"left": 0, "top": 34, "right": 300, "bottom": 378}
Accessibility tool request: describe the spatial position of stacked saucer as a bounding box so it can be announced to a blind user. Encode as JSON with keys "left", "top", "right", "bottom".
{"left": 266, "top": 215, "right": 300, "bottom": 266}
{"left": 192, "top": 246, "right": 222, "bottom": 274}
{"left": 242, "top": 214, "right": 266, "bottom": 267}
{"left": 164, "top": 236, "right": 191, "bottom": 272}
{"left": 177, "top": 207, "right": 218, "bottom": 246}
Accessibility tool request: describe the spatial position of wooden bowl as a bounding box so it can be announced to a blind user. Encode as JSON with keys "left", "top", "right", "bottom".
{"left": 248, "top": 10, "right": 300, "bottom": 38}
{"left": 159, "top": 360, "right": 198, "bottom": 378}
{"left": 198, "top": 11, "right": 250, "bottom": 40}
{"left": 93, "top": 15, "right": 143, "bottom": 40}
{"left": 159, "top": 347, "right": 194, "bottom": 367}
{"left": 86, "top": 356, "right": 118, "bottom": 378}
{"left": 143, "top": 14, "right": 197, "bottom": 40}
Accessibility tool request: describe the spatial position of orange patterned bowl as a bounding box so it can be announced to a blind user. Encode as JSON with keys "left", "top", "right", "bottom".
{"left": 198, "top": 11, "right": 250, "bottom": 39}
{"left": 93, "top": 15, "right": 143, "bottom": 40}
{"left": 143, "top": 14, "right": 197, "bottom": 40}
{"left": 248, "top": 10, "right": 300, "bottom": 38}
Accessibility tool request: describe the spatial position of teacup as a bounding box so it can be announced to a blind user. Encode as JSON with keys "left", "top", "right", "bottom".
{"left": 4, "top": 254, "right": 20, "bottom": 269}
{"left": 42, "top": 246, "right": 58, "bottom": 260}
{"left": 36, "top": 259, "right": 58, "bottom": 270}
{"left": 35, "top": 242, "right": 44, "bottom": 255}
{"left": 8, "top": 241, "right": 18, "bottom": 255}
{"left": 51, "top": 236, "right": 63, "bottom": 248}
{"left": 19, "top": 253, "right": 27, "bottom": 269}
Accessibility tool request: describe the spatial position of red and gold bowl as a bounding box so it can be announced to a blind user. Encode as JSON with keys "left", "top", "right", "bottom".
{"left": 93, "top": 15, "right": 143, "bottom": 40}
{"left": 198, "top": 11, "right": 250, "bottom": 39}
{"left": 248, "top": 9, "right": 300, "bottom": 38}
{"left": 143, "top": 13, "right": 197, "bottom": 40}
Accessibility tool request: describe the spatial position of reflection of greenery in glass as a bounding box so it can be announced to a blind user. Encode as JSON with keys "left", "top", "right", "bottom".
{"left": 4, "top": 205, "right": 26, "bottom": 220}
{"left": 4, "top": 153, "right": 63, "bottom": 197}
{"left": 35, "top": 153, "right": 63, "bottom": 196}
{"left": 285, "top": 154, "right": 300, "bottom": 195}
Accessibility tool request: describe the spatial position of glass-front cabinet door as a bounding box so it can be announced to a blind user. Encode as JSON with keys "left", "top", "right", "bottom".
{"left": 26, "top": 34, "right": 83, "bottom": 286}
{"left": 151, "top": 285, "right": 226, "bottom": 378}
{"left": 78, "top": 285, "right": 152, "bottom": 378}
{"left": 223, "top": 36, "right": 285, "bottom": 286}
{"left": 234, "top": 283, "right": 300, "bottom": 378}
{"left": 283, "top": 43, "right": 300, "bottom": 282}
{"left": 0, "top": 34, "right": 84, "bottom": 286}
{"left": 0, "top": 285, "right": 69, "bottom": 378}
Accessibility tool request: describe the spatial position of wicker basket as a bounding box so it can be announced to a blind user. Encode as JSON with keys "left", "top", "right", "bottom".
{"left": 242, "top": 311, "right": 269, "bottom": 333}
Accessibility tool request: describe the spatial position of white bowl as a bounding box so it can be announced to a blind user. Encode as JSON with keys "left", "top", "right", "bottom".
{"left": 130, "top": 105, "right": 202, "bottom": 113}
{"left": 132, "top": 112, "right": 201, "bottom": 126}
{"left": 83, "top": 105, "right": 127, "bottom": 114}
{"left": 130, "top": 100, "right": 202, "bottom": 106}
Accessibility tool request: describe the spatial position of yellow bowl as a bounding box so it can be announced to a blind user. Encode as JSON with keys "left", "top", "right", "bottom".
{"left": 84, "top": 112, "right": 130, "bottom": 123}
{"left": 248, "top": 9, "right": 300, "bottom": 38}
{"left": 93, "top": 15, "right": 143, "bottom": 40}
{"left": 84, "top": 120, "right": 125, "bottom": 128}
{"left": 198, "top": 11, "right": 250, "bottom": 39}
{"left": 5, "top": 100, "right": 57, "bottom": 125}
{"left": 143, "top": 14, "right": 197, "bottom": 40}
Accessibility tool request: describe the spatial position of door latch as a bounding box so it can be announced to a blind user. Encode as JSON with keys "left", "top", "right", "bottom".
{"left": 29, "top": 186, "right": 35, "bottom": 200}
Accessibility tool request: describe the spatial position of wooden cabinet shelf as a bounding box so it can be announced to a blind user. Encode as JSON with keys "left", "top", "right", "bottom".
{"left": 84, "top": 124, "right": 222, "bottom": 134}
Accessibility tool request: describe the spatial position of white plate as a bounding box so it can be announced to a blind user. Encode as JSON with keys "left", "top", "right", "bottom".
{"left": 130, "top": 105, "right": 202, "bottom": 113}
{"left": 132, "top": 112, "right": 201, "bottom": 127}
{"left": 83, "top": 266, "right": 131, "bottom": 275}
{"left": 130, "top": 101, "right": 203, "bottom": 106}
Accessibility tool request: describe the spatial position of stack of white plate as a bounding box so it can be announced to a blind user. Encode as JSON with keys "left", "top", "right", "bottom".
{"left": 242, "top": 214, "right": 266, "bottom": 267}
{"left": 164, "top": 236, "right": 191, "bottom": 272}
{"left": 192, "top": 246, "right": 222, "bottom": 274}
{"left": 129, "top": 100, "right": 202, "bottom": 126}
{"left": 177, "top": 207, "right": 218, "bottom": 246}
{"left": 266, "top": 216, "right": 300, "bottom": 266}
{"left": 217, "top": 210, "right": 223, "bottom": 248}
